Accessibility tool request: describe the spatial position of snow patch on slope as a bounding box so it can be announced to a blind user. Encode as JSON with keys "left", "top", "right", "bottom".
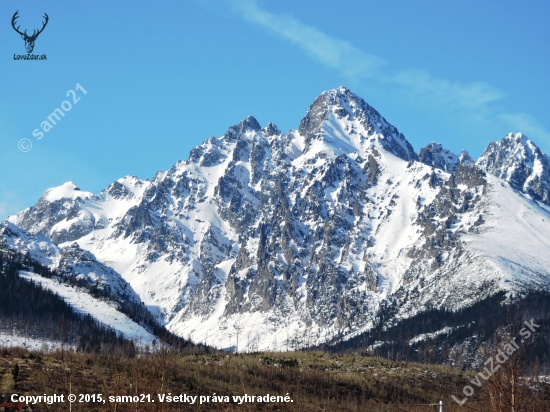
{"left": 0, "top": 332, "right": 69, "bottom": 351}
{"left": 462, "top": 175, "right": 550, "bottom": 289}
{"left": 19, "top": 271, "right": 156, "bottom": 344}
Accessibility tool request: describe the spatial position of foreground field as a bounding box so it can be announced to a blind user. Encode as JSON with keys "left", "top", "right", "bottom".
{"left": 0, "top": 347, "right": 548, "bottom": 411}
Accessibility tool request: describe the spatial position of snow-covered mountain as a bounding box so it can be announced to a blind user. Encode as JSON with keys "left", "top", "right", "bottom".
{"left": 418, "top": 142, "right": 474, "bottom": 173}
{"left": 19, "top": 271, "right": 156, "bottom": 344}
{"left": 477, "top": 132, "right": 550, "bottom": 206}
{"left": 0, "top": 220, "right": 141, "bottom": 305}
{"left": 4, "top": 87, "right": 550, "bottom": 352}
{"left": 0, "top": 219, "right": 156, "bottom": 344}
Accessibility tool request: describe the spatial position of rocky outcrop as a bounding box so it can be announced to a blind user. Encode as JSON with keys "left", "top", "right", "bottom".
{"left": 477, "top": 132, "right": 550, "bottom": 205}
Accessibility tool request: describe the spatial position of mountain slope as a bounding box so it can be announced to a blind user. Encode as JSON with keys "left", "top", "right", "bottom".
{"left": 0, "top": 221, "right": 142, "bottom": 305}
{"left": 19, "top": 271, "right": 156, "bottom": 344}
{"left": 0, "top": 248, "right": 141, "bottom": 354}
{"left": 0, "top": 223, "right": 173, "bottom": 346}
{"left": 5, "top": 87, "right": 550, "bottom": 354}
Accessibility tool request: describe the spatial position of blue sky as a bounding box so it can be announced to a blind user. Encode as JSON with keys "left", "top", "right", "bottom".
{"left": 1, "top": 0, "right": 549, "bottom": 218}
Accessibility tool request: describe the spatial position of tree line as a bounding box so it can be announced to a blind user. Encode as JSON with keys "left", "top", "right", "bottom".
{"left": 329, "top": 290, "right": 550, "bottom": 373}
{"left": 0, "top": 245, "right": 207, "bottom": 355}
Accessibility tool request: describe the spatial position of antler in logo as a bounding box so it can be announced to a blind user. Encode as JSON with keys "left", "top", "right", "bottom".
{"left": 12, "top": 11, "right": 49, "bottom": 53}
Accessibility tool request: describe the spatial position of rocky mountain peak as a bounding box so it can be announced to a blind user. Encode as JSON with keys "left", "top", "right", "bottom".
{"left": 459, "top": 150, "right": 475, "bottom": 166}
{"left": 238, "top": 115, "right": 261, "bottom": 132}
{"left": 418, "top": 143, "right": 474, "bottom": 173}
{"left": 262, "top": 122, "right": 281, "bottom": 137}
{"left": 6, "top": 181, "right": 94, "bottom": 242}
{"left": 478, "top": 133, "right": 539, "bottom": 166}
{"left": 224, "top": 116, "right": 262, "bottom": 141}
{"left": 298, "top": 86, "right": 363, "bottom": 141}
{"left": 298, "top": 87, "right": 417, "bottom": 161}
{"left": 477, "top": 133, "right": 550, "bottom": 204}
{"left": 418, "top": 142, "right": 458, "bottom": 172}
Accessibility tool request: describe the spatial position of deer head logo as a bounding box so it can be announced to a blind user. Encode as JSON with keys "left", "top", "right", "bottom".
{"left": 11, "top": 11, "right": 49, "bottom": 54}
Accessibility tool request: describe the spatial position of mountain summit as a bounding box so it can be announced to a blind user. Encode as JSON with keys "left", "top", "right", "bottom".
{"left": 299, "top": 87, "right": 417, "bottom": 161}
{"left": 4, "top": 88, "right": 550, "bottom": 355}
{"left": 477, "top": 132, "right": 550, "bottom": 205}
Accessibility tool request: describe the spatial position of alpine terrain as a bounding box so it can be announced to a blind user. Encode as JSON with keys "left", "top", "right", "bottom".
{"left": 4, "top": 87, "right": 550, "bottom": 359}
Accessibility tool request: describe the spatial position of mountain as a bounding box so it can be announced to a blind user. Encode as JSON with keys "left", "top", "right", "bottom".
{"left": 0, "top": 244, "right": 155, "bottom": 351}
{"left": 9, "top": 179, "right": 146, "bottom": 244}
{"left": 0, "top": 220, "right": 141, "bottom": 305}
{"left": 418, "top": 142, "right": 474, "bottom": 173}
{"left": 0, "top": 223, "right": 194, "bottom": 349}
{"left": 477, "top": 132, "right": 550, "bottom": 205}
{"left": 4, "top": 87, "right": 550, "bottom": 358}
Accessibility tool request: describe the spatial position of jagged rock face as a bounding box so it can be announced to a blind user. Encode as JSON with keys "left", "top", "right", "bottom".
{"left": 458, "top": 150, "right": 475, "bottom": 167}
{"left": 9, "top": 182, "right": 94, "bottom": 244}
{"left": 4, "top": 88, "right": 550, "bottom": 352}
{"left": 418, "top": 143, "right": 474, "bottom": 173}
{"left": 56, "top": 242, "right": 142, "bottom": 303}
{"left": 299, "top": 87, "right": 418, "bottom": 162}
{"left": 477, "top": 133, "right": 550, "bottom": 205}
{"left": 0, "top": 221, "right": 60, "bottom": 265}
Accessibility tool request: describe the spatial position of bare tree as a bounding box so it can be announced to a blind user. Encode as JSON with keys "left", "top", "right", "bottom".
{"left": 485, "top": 318, "right": 541, "bottom": 412}
{"left": 60, "top": 314, "right": 66, "bottom": 362}
{"left": 233, "top": 324, "right": 243, "bottom": 354}
{"left": 228, "top": 332, "right": 233, "bottom": 354}
{"left": 246, "top": 331, "right": 252, "bottom": 352}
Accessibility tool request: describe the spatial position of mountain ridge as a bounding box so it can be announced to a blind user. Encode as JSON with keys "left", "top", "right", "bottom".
{"left": 4, "top": 87, "right": 550, "bottom": 357}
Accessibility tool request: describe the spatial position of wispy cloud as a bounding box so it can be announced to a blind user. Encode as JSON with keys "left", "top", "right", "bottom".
{"left": 230, "top": 0, "right": 385, "bottom": 80}
{"left": 388, "top": 68, "right": 505, "bottom": 112}
{"left": 499, "top": 113, "right": 550, "bottom": 141}
{"left": 228, "top": 0, "right": 549, "bottom": 145}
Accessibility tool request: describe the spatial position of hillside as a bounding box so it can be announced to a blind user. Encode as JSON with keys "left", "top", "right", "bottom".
{"left": 0, "top": 347, "right": 548, "bottom": 411}
{"left": 3, "top": 87, "right": 550, "bottom": 366}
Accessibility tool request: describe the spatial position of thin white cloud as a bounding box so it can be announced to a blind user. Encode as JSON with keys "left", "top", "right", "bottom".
{"left": 228, "top": 0, "right": 550, "bottom": 145}
{"left": 499, "top": 113, "right": 550, "bottom": 143}
{"left": 388, "top": 68, "right": 505, "bottom": 112}
{"left": 230, "top": 0, "right": 386, "bottom": 79}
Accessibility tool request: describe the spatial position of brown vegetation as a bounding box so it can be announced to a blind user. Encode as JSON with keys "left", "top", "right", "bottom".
{"left": 0, "top": 346, "right": 548, "bottom": 411}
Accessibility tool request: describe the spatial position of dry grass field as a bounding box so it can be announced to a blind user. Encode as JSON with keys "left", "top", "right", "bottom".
{"left": 0, "top": 346, "right": 548, "bottom": 411}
